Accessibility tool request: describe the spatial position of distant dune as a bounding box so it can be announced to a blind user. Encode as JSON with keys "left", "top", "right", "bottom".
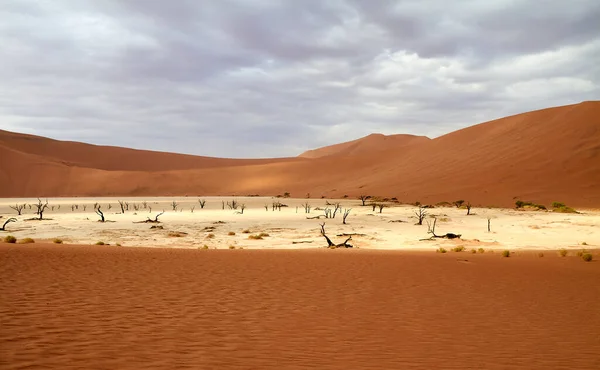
{"left": 1, "top": 101, "right": 599, "bottom": 207}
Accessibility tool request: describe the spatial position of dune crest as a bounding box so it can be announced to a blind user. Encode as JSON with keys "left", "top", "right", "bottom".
{"left": 1, "top": 101, "right": 599, "bottom": 207}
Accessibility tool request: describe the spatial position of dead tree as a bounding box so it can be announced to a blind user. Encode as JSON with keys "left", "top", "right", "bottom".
{"left": 95, "top": 206, "right": 105, "bottom": 222}
{"left": 171, "top": 201, "right": 179, "bottom": 211}
{"left": 302, "top": 202, "right": 311, "bottom": 213}
{"left": 236, "top": 204, "right": 246, "bottom": 214}
{"left": 190, "top": 206, "right": 195, "bottom": 213}
{"left": 264, "top": 204, "right": 269, "bottom": 211}
{"left": 454, "top": 200, "right": 465, "bottom": 208}
{"left": 34, "top": 198, "right": 49, "bottom": 220}
{"left": 466, "top": 203, "right": 472, "bottom": 215}
{"left": 332, "top": 203, "right": 342, "bottom": 218}
{"left": 342, "top": 209, "right": 352, "bottom": 224}
{"left": 359, "top": 195, "right": 370, "bottom": 206}
{"left": 83, "top": 205, "right": 87, "bottom": 211}
{"left": 135, "top": 211, "right": 165, "bottom": 224}
{"left": 227, "top": 200, "right": 239, "bottom": 210}
{"left": 93, "top": 202, "right": 99, "bottom": 210}
{"left": 133, "top": 204, "right": 139, "bottom": 211}
{"left": 107, "top": 204, "right": 112, "bottom": 210}
{"left": 377, "top": 204, "right": 385, "bottom": 213}
{"left": 198, "top": 199, "right": 206, "bottom": 209}
{"left": 0, "top": 218, "right": 17, "bottom": 231}
{"left": 422, "top": 218, "right": 462, "bottom": 240}
{"left": 9, "top": 204, "right": 25, "bottom": 215}
{"left": 118, "top": 200, "right": 126, "bottom": 214}
{"left": 142, "top": 201, "right": 148, "bottom": 209}
{"left": 487, "top": 217, "right": 491, "bottom": 232}
{"left": 221, "top": 200, "right": 225, "bottom": 210}
{"left": 71, "top": 205, "right": 76, "bottom": 212}
{"left": 319, "top": 223, "right": 353, "bottom": 248}
{"left": 415, "top": 206, "right": 427, "bottom": 225}
{"left": 371, "top": 203, "right": 377, "bottom": 212}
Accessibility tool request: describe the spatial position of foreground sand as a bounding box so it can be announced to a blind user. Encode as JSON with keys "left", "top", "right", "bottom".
{"left": 1, "top": 244, "right": 599, "bottom": 369}
{"left": 0, "top": 197, "right": 599, "bottom": 251}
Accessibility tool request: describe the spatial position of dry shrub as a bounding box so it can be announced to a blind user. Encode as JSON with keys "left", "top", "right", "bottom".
{"left": 436, "top": 247, "right": 447, "bottom": 253}
{"left": 477, "top": 248, "right": 485, "bottom": 254}
{"left": 95, "top": 241, "right": 105, "bottom": 245}
{"left": 19, "top": 237, "right": 35, "bottom": 244}
{"left": 228, "top": 231, "right": 236, "bottom": 236}
{"left": 559, "top": 249, "right": 567, "bottom": 257}
{"left": 582, "top": 253, "right": 593, "bottom": 262}
{"left": 3, "top": 235, "right": 17, "bottom": 243}
{"left": 242, "top": 229, "right": 251, "bottom": 234}
{"left": 451, "top": 245, "right": 465, "bottom": 252}
{"left": 206, "top": 233, "right": 215, "bottom": 239}
{"left": 53, "top": 238, "right": 63, "bottom": 244}
{"left": 502, "top": 250, "right": 510, "bottom": 257}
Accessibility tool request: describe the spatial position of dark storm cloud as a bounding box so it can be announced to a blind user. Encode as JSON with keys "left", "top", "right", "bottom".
{"left": 0, "top": 0, "right": 598, "bottom": 158}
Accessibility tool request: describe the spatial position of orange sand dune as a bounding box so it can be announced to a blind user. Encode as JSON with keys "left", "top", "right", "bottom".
{"left": 0, "top": 129, "right": 301, "bottom": 171}
{"left": 1, "top": 101, "right": 599, "bottom": 207}
{"left": 1, "top": 244, "right": 599, "bottom": 369}
{"left": 298, "top": 133, "right": 430, "bottom": 158}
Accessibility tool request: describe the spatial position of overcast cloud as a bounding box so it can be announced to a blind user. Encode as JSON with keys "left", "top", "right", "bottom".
{"left": 1, "top": 0, "right": 599, "bottom": 158}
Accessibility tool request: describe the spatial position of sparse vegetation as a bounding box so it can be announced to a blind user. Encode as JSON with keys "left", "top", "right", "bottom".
{"left": 229, "top": 245, "right": 236, "bottom": 249}
{"left": 9, "top": 204, "right": 25, "bottom": 215}
{"left": 198, "top": 199, "right": 206, "bottom": 209}
{"left": 19, "top": 238, "right": 35, "bottom": 244}
{"left": 248, "top": 232, "right": 269, "bottom": 240}
{"left": 538, "top": 252, "right": 544, "bottom": 258}
{"left": 228, "top": 231, "right": 236, "bottom": 236}
{"left": 478, "top": 248, "right": 485, "bottom": 254}
{"left": 515, "top": 200, "right": 546, "bottom": 210}
{"left": 342, "top": 208, "right": 352, "bottom": 224}
{"left": 552, "top": 202, "right": 565, "bottom": 208}
{"left": 53, "top": 238, "right": 63, "bottom": 244}
{"left": 0, "top": 217, "right": 17, "bottom": 231}
{"left": 283, "top": 192, "right": 291, "bottom": 198}
{"left": 242, "top": 229, "right": 251, "bottom": 234}
{"left": 436, "top": 247, "right": 447, "bottom": 253}
{"left": 581, "top": 242, "right": 588, "bottom": 246}
{"left": 359, "top": 195, "right": 371, "bottom": 206}
{"left": 207, "top": 233, "right": 215, "bottom": 239}
{"left": 454, "top": 200, "right": 465, "bottom": 208}
{"left": 559, "top": 249, "right": 568, "bottom": 257}
{"left": 3, "top": 235, "right": 17, "bottom": 243}
{"left": 95, "top": 241, "right": 105, "bottom": 245}
{"left": 414, "top": 206, "right": 427, "bottom": 225}
{"left": 552, "top": 203, "right": 578, "bottom": 213}
{"left": 502, "top": 250, "right": 510, "bottom": 257}
{"left": 452, "top": 245, "right": 465, "bottom": 252}
{"left": 582, "top": 253, "right": 593, "bottom": 262}
{"left": 471, "top": 249, "right": 476, "bottom": 254}
{"left": 34, "top": 198, "right": 49, "bottom": 220}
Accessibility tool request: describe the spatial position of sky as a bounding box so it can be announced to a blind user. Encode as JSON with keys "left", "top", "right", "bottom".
{"left": 1, "top": 0, "right": 599, "bottom": 158}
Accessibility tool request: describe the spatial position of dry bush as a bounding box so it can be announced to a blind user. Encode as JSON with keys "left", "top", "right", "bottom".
{"left": 3, "top": 235, "right": 17, "bottom": 243}
{"left": 242, "top": 229, "right": 251, "bottom": 234}
{"left": 248, "top": 233, "right": 269, "bottom": 240}
{"left": 478, "top": 248, "right": 485, "bottom": 253}
{"left": 95, "top": 241, "right": 105, "bottom": 245}
{"left": 228, "top": 231, "right": 236, "bottom": 236}
{"left": 559, "top": 249, "right": 568, "bottom": 257}
{"left": 53, "top": 238, "right": 63, "bottom": 244}
{"left": 502, "top": 250, "right": 511, "bottom": 257}
{"left": 452, "top": 245, "right": 465, "bottom": 252}
{"left": 436, "top": 247, "right": 447, "bottom": 253}
{"left": 229, "top": 245, "right": 236, "bottom": 249}
{"left": 582, "top": 253, "right": 593, "bottom": 262}
{"left": 471, "top": 249, "right": 477, "bottom": 254}
{"left": 538, "top": 252, "right": 544, "bottom": 258}
{"left": 206, "top": 233, "right": 215, "bottom": 239}
{"left": 19, "top": 237, "right": 35, "bottom": 244}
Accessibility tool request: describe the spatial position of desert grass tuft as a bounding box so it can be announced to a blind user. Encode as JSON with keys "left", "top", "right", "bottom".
{"left": 53, "top": 238, "right": 63, "bottom": 244}
{"left": 3, "top": 235, "right": 17, "bottom": 243}
{"left": 228, "top": 231, "right": 236, "bottom": 236}
{"left": 582, "top": 253, "right": 593, "bottom": 262}
{"left": 95, "top": 241, "right": 105, "bottom": 245}
{"left": 451, "top": 245, "right": 465, "bottom": 252}
{"left": 477, "top": 248, "right": 485, "bottom": 254}
{"left": 206, "top": 233, "right": 215, "bottom": 239}
{"left": 436, "top": 247, "right": 447, "bottom": 253}
{"left": 502, "top": 250, "right": 511, "bottom": 257}
{"left": 559, "top": 249, "right": 567, "bottom": 257}
{"left": 19, "top": 237, "right": 35, "bottom": 244}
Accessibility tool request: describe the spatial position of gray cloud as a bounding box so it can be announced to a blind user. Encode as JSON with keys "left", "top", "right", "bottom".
{"left": 1, "top": 0, "right": 599, "bottom": 158}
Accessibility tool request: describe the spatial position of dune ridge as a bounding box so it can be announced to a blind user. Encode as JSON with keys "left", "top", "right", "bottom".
{"left": 1, "top": 101, "right": 599, "bottom": 207}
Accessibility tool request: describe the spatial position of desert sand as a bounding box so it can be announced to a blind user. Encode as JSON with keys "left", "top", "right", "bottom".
{"left": 1, "top": 244, "right": 600, "bottom": 369}
{"left": 0, "top": 197, "right": 599, "bottom": 250}
{"left": 1, "top": 102, "right": 599, "bottom": 207}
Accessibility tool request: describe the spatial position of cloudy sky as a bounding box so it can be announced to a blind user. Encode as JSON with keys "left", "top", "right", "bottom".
{"left": 1, "top": 1, "right": 599, "bottom": 158}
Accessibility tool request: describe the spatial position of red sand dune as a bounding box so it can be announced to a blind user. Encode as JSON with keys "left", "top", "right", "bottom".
{"left": 1, "top": 244, "right": 599, "bottom": 369}
{"left": 1, "top": 101, "right": 599, "bottom": 207}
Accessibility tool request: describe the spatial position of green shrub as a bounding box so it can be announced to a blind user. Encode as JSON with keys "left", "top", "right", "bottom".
{"left": 3, "top": 235, "right": 17, "bottom": 243}
{"left": 95, "top": 241, "right": 105, "bottom": 245}
{"left": 559, "top": 249, "right": 567, "bottom": 257}
{"left": 582, "top": 253, "right": 593, "bottom": 262}
{"left": 19, "top": 237, "right": 35, "bottom": 244}
{"left": 552, "top": 202, "right": 565, "bottom": 208}
{"left": 502, "top": 250, "right": 510, "bottom": 257}
{"left": 116, "top": 243, "right": 122, "bottom": 247}
{"left": 553, "top": 206, "right": 577, "bottom": 213}
{"left": 200, "top": 245, "right": 209, "bottom": 249}
{"left": 436, "top": 247, "right": 447, "bottom": 253}
{"left": 515, "top": 200, "right": 546, "bottom": 210}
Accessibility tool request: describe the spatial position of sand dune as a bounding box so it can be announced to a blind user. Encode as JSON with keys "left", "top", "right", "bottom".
{"left": 1, "top": 102, "right": 599, "bottom": 207}
{"left": 298, "top": 133, "right": 430, "bottom": 158}
{"left": 1, "top": 244, "right": 599, "bottom": 369}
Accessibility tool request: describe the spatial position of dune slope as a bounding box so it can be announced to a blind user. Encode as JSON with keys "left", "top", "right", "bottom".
{"left": 0, "top": 102, "right": 599, "bottom": 207}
